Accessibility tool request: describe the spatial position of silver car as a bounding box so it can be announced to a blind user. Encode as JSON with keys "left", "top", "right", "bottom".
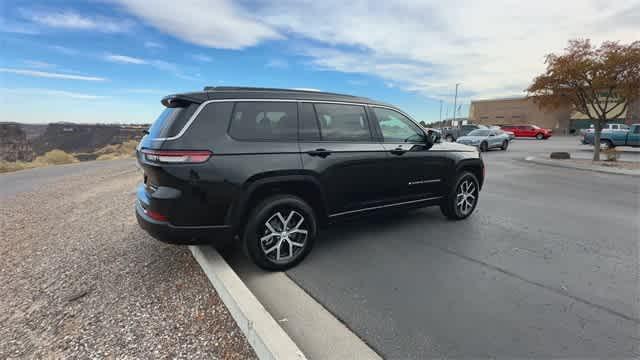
{"left": 456, "top": 129, "right": 511, "bottom": 152}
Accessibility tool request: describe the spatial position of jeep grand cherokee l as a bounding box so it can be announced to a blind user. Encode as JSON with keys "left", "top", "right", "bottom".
{"left": 136, "top": 87, "right": 484, "bottom": 270}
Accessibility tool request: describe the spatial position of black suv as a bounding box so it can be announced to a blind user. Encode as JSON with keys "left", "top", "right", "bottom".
{"left": 136, "top": 87, "right": 484, "bottom": 270}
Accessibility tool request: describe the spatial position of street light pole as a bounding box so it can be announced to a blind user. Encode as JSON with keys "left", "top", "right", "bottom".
{"left": 439, "top": 100, "right": 442, "bottom": 123}
{"left": 453, "top": 83, "right": 460, "bottom": 128}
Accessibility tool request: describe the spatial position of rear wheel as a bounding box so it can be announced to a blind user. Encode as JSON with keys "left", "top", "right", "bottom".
{"left": 440, "top": 171, "right": 480, "bottom": 220}
{"left": 501, "top": 140, "right": 509, "bottom": 150}
{"left": 479, "top": 141, "right": 488, "bottom": 152}
{"left": 244, "top": 195, "right": 317, "bottom": 270}
{"left": 536, "top": 133, "right": 544, "bottom": 140}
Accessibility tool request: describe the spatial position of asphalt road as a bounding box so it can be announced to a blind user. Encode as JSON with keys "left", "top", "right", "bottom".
{"left": 286, "top": 137, "right": 640, "bottom": 358}
{"left": 0, "top": 159, "right": 136, "bottom": 198}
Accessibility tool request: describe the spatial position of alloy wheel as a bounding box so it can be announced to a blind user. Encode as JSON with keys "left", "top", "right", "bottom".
{"left": 260, "top": 210, "right": 308, "bottom": 263}
{"left": 455, "top": 178, "right": 477, "bottom": 216}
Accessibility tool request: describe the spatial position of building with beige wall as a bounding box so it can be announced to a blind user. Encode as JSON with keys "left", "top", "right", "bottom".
{"left": 469, "top": 97, "right": 639, "bottom": 134}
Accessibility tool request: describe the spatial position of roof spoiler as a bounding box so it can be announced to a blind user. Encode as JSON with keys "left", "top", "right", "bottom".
{"left": 161, "top": 94, "right": 203, "bottom": 108}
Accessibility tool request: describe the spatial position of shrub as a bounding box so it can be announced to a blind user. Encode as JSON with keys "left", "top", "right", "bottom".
{"left": 36, "top": 149, "right": 77, "bottom": 165}
{"left": 0, "top": 160, "right": 37, "bottom": 173}
{"left": 94, "top": 140, "right": 138, "bottom": 159}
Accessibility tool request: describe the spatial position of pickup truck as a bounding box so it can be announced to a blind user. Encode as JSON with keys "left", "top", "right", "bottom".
{"left": 580, "top": 123, "right": 629, "bottom": 138}
{"left": 441, "top": 124, "right": 487, "bottom": 142}
{"left": 583, "top": 123, "right": 640, "bottom": 148}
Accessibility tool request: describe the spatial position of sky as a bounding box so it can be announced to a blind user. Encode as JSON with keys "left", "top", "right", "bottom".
{"left": 1, "top": 0, "right": 638, "bottom": 124}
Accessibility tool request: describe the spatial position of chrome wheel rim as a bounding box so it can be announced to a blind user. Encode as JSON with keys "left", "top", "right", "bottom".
{"left": 456, "top": 178, "right": 477, "bottom": 216}
{"left": 260, "top": 210, "right": 308, "bottom": 263}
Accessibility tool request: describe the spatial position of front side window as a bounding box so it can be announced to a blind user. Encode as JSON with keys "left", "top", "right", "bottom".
{"left": 373, "top": 107, "right": 423, "bottom": 143}
{"left": 314, "top": 103, "right": 371, "bottom": 141}
{"left": 468, "top": 129, "right": 491, "bottom": 136}
{"left": 229, "top": 102, "right": 298, "bottom": 141}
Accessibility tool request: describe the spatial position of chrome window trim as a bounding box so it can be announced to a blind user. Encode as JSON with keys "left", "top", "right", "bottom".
{"left": 149, "top": 98, "right": 418, "bottom": 142}
{"left": 328, "top": 196, "right": 443, "bottom": 218}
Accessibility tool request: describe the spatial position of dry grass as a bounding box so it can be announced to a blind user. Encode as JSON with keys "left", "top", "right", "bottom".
{"left": 95, "top": 140, "right": 138, "bottom": 161}
{"left": 0, "top": 149, "right": 78, "bottom": 173}
{"left": 1, "top": 141, "right": 139, "bottom": 173}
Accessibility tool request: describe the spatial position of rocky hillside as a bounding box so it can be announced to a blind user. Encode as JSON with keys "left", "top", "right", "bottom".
{"left": 0, "top": 123, "right": 35, "bottom": 162}
{"left": 0, "top": 122, "right": 148, "bottom": 161}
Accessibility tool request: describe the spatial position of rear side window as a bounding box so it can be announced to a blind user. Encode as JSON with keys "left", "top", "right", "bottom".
{"left": 314, "top": 103, "right": 371, "bottom": 141}
{"left": 229, "top": 102, "right": 298, "bottom": 141}
{"left": 147, "top": 103, "right": 198, "bottom": 139}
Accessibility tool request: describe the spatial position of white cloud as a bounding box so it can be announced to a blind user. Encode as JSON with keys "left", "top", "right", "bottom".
{"left": 105, "top": 54, "right": 147, "bottom": 64}
{"left": 112, "top": 0, "right": 281, "bottom": 49}
{"left": 109, "top": 0, "right": 639, "bottom": 100}
{"left": 266, "top": 58, "right": 289, "bottom": 69}
{"left": 1, "top": 88, "right": 107, "bottom": 100}
{"left": 0, "top": 68, "right": 106, "bottom": 81}
{"left": 22, "top": 9, "right": 133, "bottom": 33}
{"left": 258, "top": 0, "right": 640, "bottom": 100}
{"left": 144, "top": 41, "right": 164, "bottom": 49}
{"left": 49, "top": 45, "right": 79, "bottom": 56}
{"left": 191, "top": 54, "right": 213, "bottom": 62}
{"left": 23, "top": 60, "right": 55, "bottom": 69}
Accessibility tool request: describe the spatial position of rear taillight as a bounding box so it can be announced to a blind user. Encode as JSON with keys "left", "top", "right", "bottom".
{"left": 142, "top": 207, "right": 168, "bottom": 222}
{"left": 140, "top": 149, "right": 212, "bottom": 164}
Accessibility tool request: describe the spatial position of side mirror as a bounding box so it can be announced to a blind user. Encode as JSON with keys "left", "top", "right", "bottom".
{"left": 424, "top": 131, "right": 436, "bottom": 148}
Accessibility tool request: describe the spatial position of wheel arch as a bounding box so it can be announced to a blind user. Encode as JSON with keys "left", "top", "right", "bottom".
{"left": 455, "top": 159, "right": 484, "bottom": 190}
{"left": 227, "top": 174, "right": 329, "bottom": 235}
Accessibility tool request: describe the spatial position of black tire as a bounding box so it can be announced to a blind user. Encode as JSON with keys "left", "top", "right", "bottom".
{"left": 479, "top": 141, "right": 488, "bottom": 152}
{"left": 445, "top": 135, "right": 454, "bottom": 142}
{"left": 440, "top": 171, "right": 480, "bottom": 220}
{"left": 244, "top": 194, "right": 317, "bottom": 271}
{"left": 501, "top": 140, "right": 509, "bottom": 151}
{"left": 536, "top": 133, "right": 544, "bottom": 140}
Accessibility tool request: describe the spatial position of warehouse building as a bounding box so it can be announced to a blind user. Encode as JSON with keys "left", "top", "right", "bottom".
{"left": 469, "top": 97, "right": 639, "bottom": 134}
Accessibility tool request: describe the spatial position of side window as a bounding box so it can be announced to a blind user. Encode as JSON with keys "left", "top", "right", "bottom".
{"left": 373, "top": 107, "right": 423, "bottom": 143}
{"left": 314, "top": 103, "right": 371, "bottom": 141}
{"left": 634, "top": 126, "right": 640, "bottom": 134}
{"left": 229, "top": 102, "right": 298, "bottom": 141}
{"left": 299, "top": 103, "right": 321, "bottom": 141}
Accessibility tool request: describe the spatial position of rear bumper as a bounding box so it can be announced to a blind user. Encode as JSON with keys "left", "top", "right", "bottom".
{"left": 135, "top": 199, "right": 232, "bottom": 246}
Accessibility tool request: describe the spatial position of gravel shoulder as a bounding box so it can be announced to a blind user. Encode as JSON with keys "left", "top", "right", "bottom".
{"left": 0, "top": 162, "right": 256, "bottom": 359}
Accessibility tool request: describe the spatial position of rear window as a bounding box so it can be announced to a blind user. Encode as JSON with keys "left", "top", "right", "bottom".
{"left": 229, "top": 102, "right": 298, "bottom": 141}
{"left": 147, "top": 104, "right": 198, "bottom": 139}
{"left": 314, "top": 103, "right": 371, "bottom": 141}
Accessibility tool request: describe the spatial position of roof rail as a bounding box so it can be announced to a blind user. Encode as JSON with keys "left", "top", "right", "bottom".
{"left": 202, "top": 86, "right": 360, "bottom": 98}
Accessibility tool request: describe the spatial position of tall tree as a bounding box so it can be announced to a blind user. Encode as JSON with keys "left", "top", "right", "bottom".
{"left": 527, "top": 39, "right": 640, "bottom": 160}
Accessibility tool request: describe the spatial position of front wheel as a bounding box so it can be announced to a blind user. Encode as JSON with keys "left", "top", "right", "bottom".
{"left": 244, "top": 195, "right": 317, "bottom": 270}
{"left": 501, "top": 140, "right": 509, "bottom": 150}
{"left": 479, "top": 142, "right": 488, "bottom": 152}
{"left": 440, "top": 172, "right": 480, "bottom": 220}
{"left": 536, "top": 133, "right": 544, "bottom": 140}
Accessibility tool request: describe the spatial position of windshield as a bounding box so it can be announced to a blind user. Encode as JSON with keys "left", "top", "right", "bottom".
{"left": 468, "top": 129, "right": 491, "bottom": 136}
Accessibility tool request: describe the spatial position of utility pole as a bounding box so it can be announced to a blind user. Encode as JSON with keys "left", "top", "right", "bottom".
{"left": 453, "top": 83, "right": 460, "bottom": 128}
{"left": 439, "top": 100, "right": 443, "bottom": 123}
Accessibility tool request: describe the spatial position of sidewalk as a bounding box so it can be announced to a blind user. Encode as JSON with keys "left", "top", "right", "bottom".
{"left": 524, "top": 156, "right": 640, "bottom": 177}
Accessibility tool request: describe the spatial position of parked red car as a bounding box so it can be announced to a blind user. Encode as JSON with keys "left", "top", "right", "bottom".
{"left": 501, "top": 124, "right": 552, "bottom": 140}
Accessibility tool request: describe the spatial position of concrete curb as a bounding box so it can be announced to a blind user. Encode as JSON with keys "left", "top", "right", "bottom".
{"left": 189, "top": 245, "right": 306, "bottom": 360}
{"left": 523, "top": 156, "right": 640, "bottom": 177}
